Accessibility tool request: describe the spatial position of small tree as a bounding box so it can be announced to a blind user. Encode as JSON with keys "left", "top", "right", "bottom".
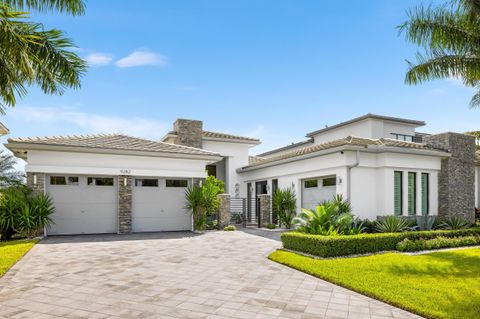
{"left": 272, "top": 187, "right": 297, "bottom": 229}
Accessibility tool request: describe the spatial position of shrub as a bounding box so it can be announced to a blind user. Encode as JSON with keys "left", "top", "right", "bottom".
{"left": 294, "top": 196, "right": 365, "bottom": 235}
{"left": 266, "top": 223, "right": 277, "bottom": 230}
{"left": 272, "top": 187, "right": 297, "bottom": 229}
{"left": 223, "top": 225, "right": 236, "bottom": 231}
{"left": 415, "top": 215, "right": 437, "bottom": 231}
{"left": 205, "top": 220, "right": 218, "bottom": 230}
{"left": 437, "top": 215, "right": 471, "bottom": 230}
{"left": 374, "top": 216, "right": 411, "bottom": 233}
{"left": 397, "top": 236, "right": 480, "bottom": 252}
{"left": 281, "top": 227, "right": 480, "bottom": 257}
{"left": 0, "top": 186, "right": 55, "bottom": 239}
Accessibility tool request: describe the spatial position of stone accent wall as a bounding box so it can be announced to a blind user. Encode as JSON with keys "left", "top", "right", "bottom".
{"left": 26, "top": 172, "right": 45, "bottom": 195}
{"left": 173, "top": 119, "right": 203, "bottom": 149}
{"left": 424, "top": 133, "right": 476, "bottom": 222}
{"left": 217, "top": 194, "right": 231, "bottom": 229}
{"left": 258, "top": 194, "right": 271, "bottom": 227}
{"left": 118, "top": 175, "right": 133, "bottom": 234}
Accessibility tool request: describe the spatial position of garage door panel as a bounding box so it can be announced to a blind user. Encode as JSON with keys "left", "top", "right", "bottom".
{"left": 47, "top": 175, "right": 117, "bottom": 235}
{"left": 301, "top": 177, "right": 336, "bottom": 211}
{"left": 132, "top": 178, "right": 191, "bottom": 232}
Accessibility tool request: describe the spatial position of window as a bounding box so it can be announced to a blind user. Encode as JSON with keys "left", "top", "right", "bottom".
{"left": 166, "top": 179, "right": 188, "bottom": 188}
{"left": 272, "top": 179, "right": 278, "bottom": 194}
{"left": 394, "top": 171, "right": 403, "bottom": 215}
{"left": 50, "top": 176, "right": 66, "bottom": 185}
{"left": 421, "top": 173, "right": 429, "bottom": 216}
{"left": 135, "top": 179, "right": 158, "bottom": 187}
{"left": 408, "top": 172, "right": 416, "bottom": 215}
{"left": 50, "top": 176, "right": 79, "bottom": 185}
{"left": 88, "top": 177, "right": 114, "bottom": 186}
{"left": 391, "top": 133, "right": 414, "bottom": 142}
{"left": 206, "top": 165, "right": 217, "bottom": 177}
{"left": 322, "top": 177, "right": 336, "bottom": 187}
{"left": 304, "top": 179, "right": 318, "bottom": 188}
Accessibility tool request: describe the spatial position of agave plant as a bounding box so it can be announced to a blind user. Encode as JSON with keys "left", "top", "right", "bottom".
{"left": 374, "top": 216, "right": 411, "bottom": 233}
{"left": 437, "top": 215, "right": 471, "bottom": 230}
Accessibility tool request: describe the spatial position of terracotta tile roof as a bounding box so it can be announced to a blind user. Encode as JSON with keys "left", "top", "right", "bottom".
{"left": 202, "top": 130, "right": 260, "bottom": 143}
{"left": 248, "top": 155, "right": 266, "bottom": 165}
{"left": 7, "top": 134, "right": 220, "bottom": 157}
{"left": 242, "top": 136, "right": 447, "bottom": 168}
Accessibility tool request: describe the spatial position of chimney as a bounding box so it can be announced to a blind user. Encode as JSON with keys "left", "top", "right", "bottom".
{"left": 424, "top": 132, "right": 476, "bottom": 222}
{"left": 173, "top": 119, "right": 203, "bottom": 149}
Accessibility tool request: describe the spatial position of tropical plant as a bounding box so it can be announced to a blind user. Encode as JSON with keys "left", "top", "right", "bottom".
{"left": 223, "top": 225, "right": 236, "bottom": 231}
{"left": 202, "top": 176, "right": 224, "bottom": 216}
{"left": 415, "top": 215, "right": 437, "bottom": 231}
{"left": 331, "top": 194, "right": 352, "bottom": 215}
{"left": 0, "top": 0, "right": 87, "bottom": 112}
{"left": 374, "top": 216, "right": 411, "bottom": 233}
{"left": 272, "top": 187, "right": 297, "bottom": 229}
{"left": 0, "top": 151, "right": 24, "bottom": 188}
{"left": 437, "top": 214, "right": 472, "bottom": 229}
{"left": 0, "top": 186, "right": 54, "bottom": 239}
{"left": 399, "top": 0, "right": 480, "bottom": 107}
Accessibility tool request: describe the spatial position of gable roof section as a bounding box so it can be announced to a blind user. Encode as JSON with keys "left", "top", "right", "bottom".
{"left": 239, "top": 136, "right": 449, "bottom": 171}
{"left": 256, "top": 139, "right": 314, "bottom": 157}
{"left": 202, "top": 130, "right": 260, "bottom": 143}
{"left": 306, "top": 113, "right": 426, "bottom": 138}
{"left": 6, "top": 134, "right": 222, "bottom": 159}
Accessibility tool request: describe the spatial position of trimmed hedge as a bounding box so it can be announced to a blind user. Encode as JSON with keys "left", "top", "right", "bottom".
{"left": 397, "top": 236, "right": 480, "bottom": 252}
{"left": 281, "top": 228, "right": 480, "bottom": 257}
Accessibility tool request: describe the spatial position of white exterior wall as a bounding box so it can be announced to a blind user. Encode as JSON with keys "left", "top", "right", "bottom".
{"left": 202, "top": 140, "right": 253, "bottom": 196}
{"left": 311, "top": 119, "right": 418, "bottom": 144}
{"left": 26, "top": 150, "right": 213, "bottom": 178}
{"left": 239, "top": 150, "right": 442, "bottom": 220}
{"left": 476, "top": 166, "right": 480, "bottom": 208}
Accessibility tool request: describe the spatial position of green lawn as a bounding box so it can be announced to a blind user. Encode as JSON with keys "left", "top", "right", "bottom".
{"left": 0, "top": 240, "right": 38, "bottom": 277}
{"left": 269, "top": 248, "right": 480, "bottom": 319}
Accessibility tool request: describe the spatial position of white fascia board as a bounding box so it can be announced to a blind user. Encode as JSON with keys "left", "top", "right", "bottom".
{"left": 6, "top": 143, "right": 223, "bottom": 162}
{"left": 237, "top": 145, "right": 450, "bottom": 173}
{"left": 202, "top": 137, "right": 261, "bottom": 146}
{"left": 26, "top": 165, "right": 208, "bottom": 178}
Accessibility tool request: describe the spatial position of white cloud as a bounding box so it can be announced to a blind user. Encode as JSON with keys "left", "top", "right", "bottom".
{"left": 11, "top": 106, "right": 169, "bottom": 140}
{"left": 84, "top": 53, "right": 114, "bottom": 66}
{"left": 115, "top": 50, "right": 168, "bottom": 68}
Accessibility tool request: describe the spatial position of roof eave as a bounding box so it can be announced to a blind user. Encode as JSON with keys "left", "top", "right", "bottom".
{"left": 202, "top": 136, "right": 261, "bottom": 145}
{"left": 5, "top": 142, "right": 223, "bottom": 162}
{"left": 237, "top": 145, "right": 449, "bottom": 173}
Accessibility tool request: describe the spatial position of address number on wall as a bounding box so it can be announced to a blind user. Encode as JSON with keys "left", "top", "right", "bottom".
{"left": 120, "top": 169, "right": 132, "bottom": 175}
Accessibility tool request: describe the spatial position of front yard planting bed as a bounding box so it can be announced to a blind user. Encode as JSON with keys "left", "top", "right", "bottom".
{"left": 269, "top": 248, "right": 480, "bottom": 319}
{"left": 281, "top": 227, "right": 480, "bottom": 257}
{"left": 0, "top": 239, "right": 38, "bottom": 277}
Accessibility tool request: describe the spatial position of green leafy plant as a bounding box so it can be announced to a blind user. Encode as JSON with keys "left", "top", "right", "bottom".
{"left": 272, "top": 187, "right": 297, "bottom": 229}
{"left": 223, "top": 225, "right": 236, "bottom": 231}
{"left": 266, "top": 223, "right": 277, "bottom": 230}
{"left": 437, "top": 215, "right": 472, "bottom": 230}
{"left": 374, "top": 216, "right": 411, "bottom": 233}
{"left": 205, "top": 220, "right": 218, "bottom": 230}
{"left": 294, "top": 196, "right": 364, "bottom": 235}
{"left": 0, "top": 186, "right": 54, "bottom": 239}
{"left": 415, "top": 215, "right": 437, "bottom": 231}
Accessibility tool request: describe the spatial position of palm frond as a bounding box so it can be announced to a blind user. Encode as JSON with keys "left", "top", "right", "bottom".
{"left": 2, "top": 0, "right": 85, "bottom": 15}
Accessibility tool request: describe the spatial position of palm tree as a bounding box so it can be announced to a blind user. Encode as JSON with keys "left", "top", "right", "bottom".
{"left": 0, "top": 0, "right": 87, "bottom": 113}
{"left": 399, "top": 0, "right": 480, "bottom": 107}
{"left": 0, "top": 150, "right": 23, "bottom": 187}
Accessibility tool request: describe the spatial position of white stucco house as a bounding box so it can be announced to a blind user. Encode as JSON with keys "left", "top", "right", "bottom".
{"left": 5, "top": 114, "right": 479, "bottom": 235}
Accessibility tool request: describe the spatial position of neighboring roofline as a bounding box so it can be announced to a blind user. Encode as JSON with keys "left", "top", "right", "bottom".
{"left": 305, "top": 113, "right": 426, "bottom": 138}
{"left": 161, "top": 131, "right": 261, "bottom": 145}
{"left": 256, "top": 139, "right": 314, "bottom": 157}
{"left": 0, "top": 122, "right": 9, "bottom": 136}
{"left": 5, "top": 142, "right": 223, "bottom": 162}
{"left": 238, "top": 144, "right": 449, "bottom": 172}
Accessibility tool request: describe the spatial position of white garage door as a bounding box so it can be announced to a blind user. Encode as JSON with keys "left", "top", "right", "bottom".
{"left": 47, "top": 175, "right": 118, "bottom": 235}
{"left": 301, "top": 176, "right": 337, "bottom": 211}
{"left": 132, "top": 178, "right": 192, "bottom": 232}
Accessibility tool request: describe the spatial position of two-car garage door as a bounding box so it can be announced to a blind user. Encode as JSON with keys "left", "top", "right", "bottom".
{"left": 46, "top": 175, "right": 192, "bottom": 235}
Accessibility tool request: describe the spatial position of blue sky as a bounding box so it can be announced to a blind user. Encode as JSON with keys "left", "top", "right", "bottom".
{"left": 3, "top": 0, "right": 479, "bottom": 157}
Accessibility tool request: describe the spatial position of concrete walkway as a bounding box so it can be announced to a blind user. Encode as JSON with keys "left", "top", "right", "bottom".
{"left": 0, "top": 231, "right": 422, "bottom": 319}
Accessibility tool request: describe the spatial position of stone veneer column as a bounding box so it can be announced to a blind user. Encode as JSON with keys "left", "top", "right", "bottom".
{"left": 173, "top": 119, "right": 203, "bottom": 148}
{"left": 217, "top": 194, "right": 231, "bottom": 229}
{"left": 258, "top": 194, "right": 271, "bottom": 227}
{"left": 424, "top": 132, "right": 476, "bottom": 222}
{"left": 118, "top": 175, "right": 133, "bottom": 234}
{"left": 26, "top": 172, "right": 45, "bottom": 195}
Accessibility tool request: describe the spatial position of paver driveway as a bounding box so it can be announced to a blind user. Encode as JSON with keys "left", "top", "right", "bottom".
{"left": 0, "top": 231, "right": 422, "bottom": 319}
